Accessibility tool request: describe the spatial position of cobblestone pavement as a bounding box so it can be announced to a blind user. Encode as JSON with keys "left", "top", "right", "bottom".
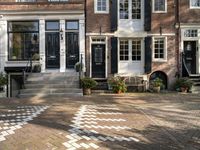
{"left": 0, "top": 93, "right": 199, "bottom": 150}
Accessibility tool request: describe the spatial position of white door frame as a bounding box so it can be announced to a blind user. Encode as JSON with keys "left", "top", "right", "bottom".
{"left": 89, "top": 36, "right": 108, "bottom": 79}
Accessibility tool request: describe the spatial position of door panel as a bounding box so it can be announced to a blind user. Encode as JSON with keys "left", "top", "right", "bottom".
{"left": 66, "top": 32, "right": 79, "bottom": 68}
{"left": 184, "top": 41, "right": 196, "bottom": 74}
{"left": 92, "top": 44, "right": 105, "bottom": 78}
{"left": 46, "top": 32, "right": 60, "bottom": 68}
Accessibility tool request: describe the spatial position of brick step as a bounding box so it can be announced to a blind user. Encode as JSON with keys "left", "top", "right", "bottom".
{"left": 20, "top": 88, "right": 82, "bottom": 94}
{"left": 25, "top": 83, "right": 80, "bottom": 89}
{"left": 19, "top": 93, "right": 83, "bottom": 98}
{"left": 26, "top": 76, "right": 79, "bottom": 81}
{"left": 25, "top": 80, "right": 79, "bottom": 84}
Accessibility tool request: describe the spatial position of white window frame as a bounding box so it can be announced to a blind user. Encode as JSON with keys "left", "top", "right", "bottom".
{"left": 152, "top": 37, "right": 167, "bottom": 62}
{"left": 152, "top": 0, "right": 167, "bottom": 13}
{"left": 119, "top": 39, "right": 142, "bottom": 62}
{"left": 94, "top": 0, "right": 109, "bottom": 14}
{"left": 119, "top": 0, "right": 142, "bottom": 20}
{"left": 190, "top": 0, "right": 200, "bottom": 9}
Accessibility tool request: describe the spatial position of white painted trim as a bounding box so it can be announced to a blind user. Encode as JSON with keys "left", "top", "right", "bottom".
{"left": 94, "top": 0, "right": 109, "bottom": 14}
{"left": 148, "top": 33, "right": 175, "bottom": 36}
{"left": 180, "top": 24, "right": 200, "bottom": 28}
{"left": 89, "top": 36, "right": 107, "bottom": 78}
{"left": 152, "top": 36, "right": 168, "bottom": 62}
{"left": 152, "top": 0, "right": 167, "bottom": 13}
{"left": 0, "top": 10, "right": 84, "bottom": 15}
{"left": 86, "top": 33, "right": 114, "bottom": 36}
{"left": 1, "top": 14, "right": 84, "bottom": 21}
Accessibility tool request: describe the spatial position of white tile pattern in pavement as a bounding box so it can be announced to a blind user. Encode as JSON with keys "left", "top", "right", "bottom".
{"left": 63, "top": 105, "right": 140, "bottom": 149}
{"left": 0, "top": 106, "right": 49, "bottom": 142}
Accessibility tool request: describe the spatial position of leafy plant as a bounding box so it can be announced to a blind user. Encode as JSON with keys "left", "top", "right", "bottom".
{"left": 74, "top": 62, "right": 83, "bottom": 72}
{"left": 81, "top": 77, "right": 97, "bottom": 89}
{"left": 108, "top": 76, "right": 127, "bottom": 93}
{"left": 151, "top": 78, "right": 164, "bottom": 87}
{"left": 0, "top": 73, "right": 7, "bottom": 86}
{"left": 174, "top": 78, "right": 193, "bottom": 91}
{"left": 32, "top": 53, "right": 40, "bottom": 60}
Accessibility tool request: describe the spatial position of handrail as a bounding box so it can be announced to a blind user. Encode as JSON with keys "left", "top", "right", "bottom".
{"left": 182, "top": 52, "right": 191, "bottom": 77}
{"left": 79, "top": 54, "right": 83, "bottom": 88}
{"left": 22, "top": 58, "right": 32, "bottom": 89}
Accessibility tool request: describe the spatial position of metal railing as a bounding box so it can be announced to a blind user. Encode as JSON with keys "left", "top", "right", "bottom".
{"left": 79, "top": 54, "right": 84, "bottom": 88}
{"left": 182, "top": 52, "right": 191, "bottom": 77}
{"left": 22, "top": 58, "right": 32, "bottom": 89}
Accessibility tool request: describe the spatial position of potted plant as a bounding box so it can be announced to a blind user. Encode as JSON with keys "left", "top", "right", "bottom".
{"left": 32, "top": 53, "right": 40, "bottom": 61}
{"left": 174, "top": 78, "right": 193, "bottom": 93}
{"left": 108, "top": 76, "right": 127, "bottom": 94}
{"left": 0, "top": 73, "right": 7, "bottom": 92}
{"left": 151, "top": 78, "right": 164, "bottom": 93}
{"left": 81, "top": 77, "right": 97, "bottom": 95}
{"left": 74, "top": 62, "right": 82, "bottom": 72}
{"left": 32, "top": 64, "right": 41, "bottom": 73}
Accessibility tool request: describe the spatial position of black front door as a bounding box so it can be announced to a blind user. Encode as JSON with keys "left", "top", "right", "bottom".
{"left": 46, "top": 32, "right": 60, "bottom": 68}
{"left": 66, "top": 32, "right": 79, "bottom": 68}
{"left": 92, "top": 44, "right": 105, "bottom": 78}
{"left": 184, "top": 41, "right": 197, "bottom": 74}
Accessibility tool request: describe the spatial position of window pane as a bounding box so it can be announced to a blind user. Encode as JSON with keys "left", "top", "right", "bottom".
{"left": 66, "top": 21, "right": 79, "bottom": 30}
{"left": 9, "top": 33, "right": 39, "bottom": 60}
{"left": 46, "top": 21, "right": 59, "bottom": 30}
{"left": 154, "top": 0, "right": 165, "bottom": 11}
{"left": 154, "top": 38, "right": 165, "bottom": 59}
{"left": 132, "top": 0, "right": 141, "bottom": 19}
{"left": 120, "top": 40, "right": 129, "bottom": 61}
{"left": 120, "top": 0, "right": 129, "bottom": 19}
{"left": 96, "top": 0, "right": 107, "bottom": 11}
{"left": 8, "top": 21, "right": 39, "bottom": 32}
{"left": 191, "top": 0, "right": 200, "bottom": 7}
{"left": 132, "top": 39, "right": 141, "bottom": 61}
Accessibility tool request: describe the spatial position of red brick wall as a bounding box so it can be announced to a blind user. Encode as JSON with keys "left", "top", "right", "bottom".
{"left": 179, "top": 0, "right": 200, "bottom": 23}
{"left": 86, "top": 0, "right": 111, "bottom": 33}
{"left": 151, "top": 36, "right": 177, "bottom": 88}
{"left": 151, "top": 0, "right": 175, "bottom": 34}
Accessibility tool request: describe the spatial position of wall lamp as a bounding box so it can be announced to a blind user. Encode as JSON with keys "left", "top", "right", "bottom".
{"left": 60, "top": 28, "right": 64, "bottom": 41}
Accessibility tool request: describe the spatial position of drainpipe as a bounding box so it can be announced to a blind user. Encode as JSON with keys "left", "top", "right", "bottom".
{"left": 84, "top": 0, "right": 87, "bottom": 77}
{"left": 175, "top": 0, "right": 181, "bottom": 77}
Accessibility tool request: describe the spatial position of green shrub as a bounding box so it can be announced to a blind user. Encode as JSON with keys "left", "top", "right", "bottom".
{"left": 0, "top": 73, "right": 7, "bottom": 86}
{"left": 108, "top": 76, "right": 127, "bottom": 93}
{"left": 174, "top": 78, "right": 193, "bottom": 91}
{"left": 151, "top": 78, "right": 164, "bottom": 87}
{"left": 81, "top": 77, "right": 97, "bottom": 89}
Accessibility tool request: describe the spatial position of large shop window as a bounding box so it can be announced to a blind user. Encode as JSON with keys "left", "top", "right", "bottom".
{"left": 120, "top": 0, "right": 141, "bottom": 19}
{"left": 120, "top": 39, "right": 141, "bottom": 61}
{"left": 8, "top": 21, "right": 39, "bottom": 61}
{"left": 153, "top": 37, "right": 167, "bottom": 61}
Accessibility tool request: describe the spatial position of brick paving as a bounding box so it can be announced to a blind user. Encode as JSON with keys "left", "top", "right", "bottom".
{"left": 0, "top": 93, "right": 199, "bottom": 150}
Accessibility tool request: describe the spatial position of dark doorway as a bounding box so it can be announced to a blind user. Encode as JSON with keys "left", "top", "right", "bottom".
{"left": 45, "top": 32, "right": 60, "bottom": 68}
{"left": 66, "top": 32, "right": 79, "bottom": 68}
{"left": 92, "top": 44, "right": 106, "bottom": 78}
{"left": 184, "top": 41, "right": 197, "bottom": 74}
{"left": 150, "top": 71, "right": 168, "bottom": 89}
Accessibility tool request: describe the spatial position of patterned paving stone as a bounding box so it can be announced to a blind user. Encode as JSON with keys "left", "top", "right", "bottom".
{"left": 63, "top": 104, "right": 140, "bottom": 150}
{"left": 0, "top": 105, "right": 49, "bottom": 142}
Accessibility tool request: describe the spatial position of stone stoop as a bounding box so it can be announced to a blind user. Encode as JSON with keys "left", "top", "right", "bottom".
{"left": 19, "top": 71, "right": 83, "bottom": 98}
{"left": 189, "top": 74, "right": 200, "bottom": 94}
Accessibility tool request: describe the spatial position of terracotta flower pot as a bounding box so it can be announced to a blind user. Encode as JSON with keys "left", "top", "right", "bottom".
{"left": 180, "top": 87, "right": 188, "bottom": 93}
{"left": 83, "top": 88, "right": 91, "bottom": 95}
{"left": 153, "top": 86, "right": 160, "bottom": 93}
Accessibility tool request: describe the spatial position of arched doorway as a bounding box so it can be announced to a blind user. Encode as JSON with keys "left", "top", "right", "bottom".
{"left": 150, "top": 71, "right": 168, "bottom": 89}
